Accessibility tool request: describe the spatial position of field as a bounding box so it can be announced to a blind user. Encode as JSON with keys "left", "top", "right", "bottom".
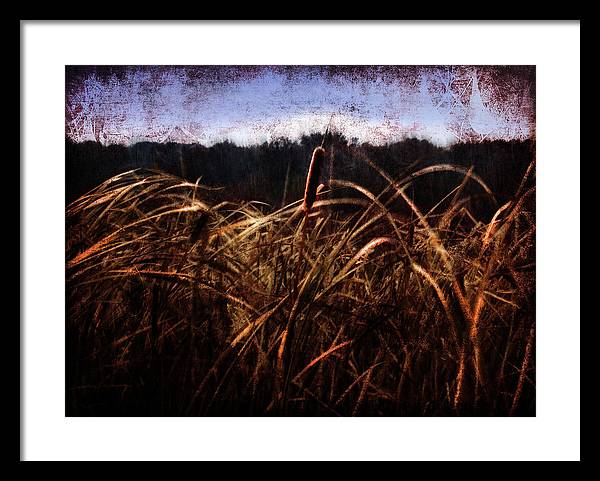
{"left": 66, "top": 139, "right": 535, "bottom": 416}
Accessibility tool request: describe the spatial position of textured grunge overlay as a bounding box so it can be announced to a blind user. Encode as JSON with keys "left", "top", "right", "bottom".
{"left": 66, "top": 64, "right": 536, "bottom": 417}
{"left": 66, "top": 66, "right": 535, "bottom": 147}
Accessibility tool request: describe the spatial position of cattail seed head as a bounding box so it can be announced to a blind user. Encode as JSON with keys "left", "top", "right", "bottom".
{"left": 302, "top": 147, "right": 326, "bottom": 213}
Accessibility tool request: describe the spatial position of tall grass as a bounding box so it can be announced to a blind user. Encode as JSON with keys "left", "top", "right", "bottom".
{"left": 66, "top": 145, "right": 535, "bottom": 416}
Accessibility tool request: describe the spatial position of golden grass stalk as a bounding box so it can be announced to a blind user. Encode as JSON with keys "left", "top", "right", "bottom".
{"left": 510, "top": 325, "right": 535, "bottom": 416}
{"left": 412, "top": 262, "right": 460, "bottom": 346}
{"left": 352, "top": 358, "right": 382, "bottom": 416}
{"left": 453, "top": 346, "right": 466, "bottom": 410}
{"left": 336, "top": 366, "right": 372, "bottom": 407}
{"left": 337, "top": 237, "right": 395, "bottom": 280}
{"left": 352, "top": 368, "right": 373, "bottom": 416}
{"left": 292, "top": 340, "right": 351, "bottom": 385}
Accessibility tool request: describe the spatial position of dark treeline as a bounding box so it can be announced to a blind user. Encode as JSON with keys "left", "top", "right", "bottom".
{"left": 66, "top": 134, "right": 534, "bottom": 220}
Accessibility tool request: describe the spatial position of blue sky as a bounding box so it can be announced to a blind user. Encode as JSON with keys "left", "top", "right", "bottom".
{"left": 66, "top": 66, "right": 535, "bottom": 147}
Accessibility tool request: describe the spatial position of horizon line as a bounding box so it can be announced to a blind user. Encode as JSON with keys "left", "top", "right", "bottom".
{"left": 65, "top": 134, "right": 535, "bottom": 149}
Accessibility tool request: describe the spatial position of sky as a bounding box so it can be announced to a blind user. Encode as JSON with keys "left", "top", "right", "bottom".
{"left": 65, "top": 66, "right": 535, "bottom": 147}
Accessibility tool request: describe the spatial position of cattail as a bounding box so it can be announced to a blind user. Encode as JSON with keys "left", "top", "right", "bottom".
{"left": 302, "top": 147, "right": 327, "bottom": 213}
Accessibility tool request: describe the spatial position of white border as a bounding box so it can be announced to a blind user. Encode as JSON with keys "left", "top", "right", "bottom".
{"left": 22, "top": 21, "right": 580, "bottom": 461}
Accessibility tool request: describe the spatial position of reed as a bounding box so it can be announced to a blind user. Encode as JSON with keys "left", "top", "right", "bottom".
{"left": 66, "top": 153, "right": 535, "bottom": 416}
{"left": 302, "top": 147, "right": 327, "bottom": 214}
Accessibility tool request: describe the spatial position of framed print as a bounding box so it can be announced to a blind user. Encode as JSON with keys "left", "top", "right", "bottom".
{"left": 22, "top": 20, "right": 580, "bottom": 461}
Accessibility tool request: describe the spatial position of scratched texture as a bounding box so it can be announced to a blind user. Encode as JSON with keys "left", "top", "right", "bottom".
{"left": 66, "top": 66, "right": 535, "bottom": 147}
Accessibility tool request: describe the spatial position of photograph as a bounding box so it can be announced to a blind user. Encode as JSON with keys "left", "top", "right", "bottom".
{"left": 65, "top": 65, "right": 536, "bottom": 417}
